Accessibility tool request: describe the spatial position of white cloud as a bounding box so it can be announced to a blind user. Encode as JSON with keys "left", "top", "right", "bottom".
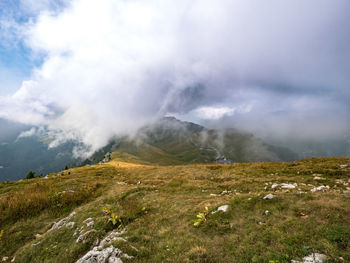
{"left": 0, "top": 0, "right": 349, "bottom": 156}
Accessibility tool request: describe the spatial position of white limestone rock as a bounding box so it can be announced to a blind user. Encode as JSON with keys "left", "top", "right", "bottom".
{"left": 291, "top": 253, "right": 327, "bottom": 263}
{"left": 263, "top": 194, "right": 276, "bottom": 200}
{"left": 48, "top": 211, "right": 76, "bottom": 232}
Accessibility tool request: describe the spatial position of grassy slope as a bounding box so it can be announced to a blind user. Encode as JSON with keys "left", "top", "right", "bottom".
{"left": 0, "top": 158, "right": 349, "bottom": 262}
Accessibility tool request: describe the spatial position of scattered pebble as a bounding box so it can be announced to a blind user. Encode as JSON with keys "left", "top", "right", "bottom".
{"left": 281, "top": 183, "right": 297, "bottom": 189}
{"left": 310, "top": 186, "right": 328, "bottom": 192}
{"left": 263, "top": 194, "right": 276, "bottom": 200}
{"left": 271, "top": 184, "right": 279, "bottom": 189}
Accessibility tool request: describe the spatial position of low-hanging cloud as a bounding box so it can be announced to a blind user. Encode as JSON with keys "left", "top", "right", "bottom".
{"left": 1, "top": 0, "right": 350, "bottom": 156}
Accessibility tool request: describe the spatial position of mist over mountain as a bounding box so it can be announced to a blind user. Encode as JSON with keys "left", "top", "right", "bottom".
{"left": 88, "top": 117, "right": 298, "bottom": 165}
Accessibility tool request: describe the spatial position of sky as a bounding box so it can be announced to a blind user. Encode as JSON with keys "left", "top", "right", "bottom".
{"left": 0, "top": 0, "right": 349, "bottom": 156}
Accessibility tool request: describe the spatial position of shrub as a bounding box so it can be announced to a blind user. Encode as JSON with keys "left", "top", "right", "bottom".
{"left": 25, "top": 171, "right": 35, "bottom": 179}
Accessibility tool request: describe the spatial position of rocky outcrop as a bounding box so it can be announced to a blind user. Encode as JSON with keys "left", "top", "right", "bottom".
{"left": 48, "top": 211, "right": 76, "bottom": 232}
{"left": 75, "top": 228, "right": 132, "bottom": 263}
{"left": 75, "top": 246, "right": 131, "bottom": 263}
{"left": 291, "top": 253, "right": 327, "bottom": 263}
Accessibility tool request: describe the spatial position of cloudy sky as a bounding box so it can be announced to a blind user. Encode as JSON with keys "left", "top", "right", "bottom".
{"left": 0, "top": 0, "right": 349, "bottom": 155}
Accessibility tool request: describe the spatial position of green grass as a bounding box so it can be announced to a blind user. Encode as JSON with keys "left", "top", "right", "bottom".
{"left": 0, "top": 157, "right": 349, "bottom": 262}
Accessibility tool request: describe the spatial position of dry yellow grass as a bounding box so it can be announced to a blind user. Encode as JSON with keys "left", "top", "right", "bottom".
{"left": 0, "top": 157, "right": 349, "bottom": 262}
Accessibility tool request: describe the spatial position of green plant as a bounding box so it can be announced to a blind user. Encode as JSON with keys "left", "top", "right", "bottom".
{"left": 102, "top": 206, "right": 112, "bottom": 215}
{"left": 192, "top": 207, "right": 209, "bottom": 227}
{"left": 108, "top": 212, "right": 123, "bottom": 228}
{"left": 0, "top": 230, "right": 3, "bottom": 241}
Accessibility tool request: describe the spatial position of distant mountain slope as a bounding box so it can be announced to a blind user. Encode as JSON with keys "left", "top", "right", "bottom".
{"left": 0, "top": 119, "right": 79, "bottom": 182}
{"left": 88, "top": 117, "right": 298, "bottom": 165}
{"left": 0, "top": 136, "right": 78, "bottom": 182}
{"left": 0, "top": 117, "right": 298, "bottom": 182}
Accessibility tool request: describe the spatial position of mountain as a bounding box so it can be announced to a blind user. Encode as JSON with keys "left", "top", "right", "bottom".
{"left": 0, "top": 117, "right": 298, "bottom": 182}
{"left": 0, "top": 119, "right": 79, "bottom": 182}
{"left": 87, "top": 117, "right": 298, "bottom": 165}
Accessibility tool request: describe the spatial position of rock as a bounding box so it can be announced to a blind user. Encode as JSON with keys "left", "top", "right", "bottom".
{"left": 263, "top": 210, "right": 269, "bottom": 216}
{"left": 281, "top": 183, "right": 297, "bottom": 189}
{"left": 291, "top": 253, "right": 327, "bottom": 263}
{"left": 98, "top": 228, "right": 127, "bottom": 249}
{"left": 310, "top": 186, "right": 327, "bottom": 192}
{"left": 263, "top": 194, "right": 276, "bottom": 200}
{"left": 48, "top": 211, "right": 76, "bottom": 232}
{"left": 2, "top": 257, "right": 8, "bottom": 262}
{"left": 217, "top": 205, "right": 229, "bottom": 212}
{"left": 313, "top": 176, "right": 324, "bottom": 180}
{"left": 76, "top": 230, "right": 97, "bottom": 243}
{"left": 35, "top": 233, "right": 42, "bottom": 238}
{"left": 75, "top": 246, "right": 131, "bottom": 263}
{"left": 271, "top": 183, "right": 279, "bottom": 189}
{"left": 211, "top": 205, "right": 229, "bottom": 214}
{"left": 32, "top": 241, "right": 41, "bottom": 247}
{"left": 66, "top": 222, "right": 75, "bottom": 228}
{"left": 76, "top": 228, "right": 132, "bottom": 263}
{"left": 83, "top": 218, "right": 94, "bottom": 228}
{"left": 339, "top": 164, "right": 348, "bottom": 169}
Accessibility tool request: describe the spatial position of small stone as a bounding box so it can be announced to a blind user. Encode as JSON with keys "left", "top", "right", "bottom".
{"left": 339, "top": 164, "right": 348, "bottom": 169}
{"left": 271, "top": 183, "right": 279, "bottom": 189}
{"left": 310, "top": 186, "right": 327, "bottom": 192}
{"left": 211, "top": 205, "right": 229, "bottom": 214}
{"left": 263, "top": 194, "right": 276, "bottom": 200}
{"left": 217, "top": 205, "right": 229, "bottom": 212}
{"left": 281, "top": 183, "right": 297, "bottom": 189}
{"left": 2, "top": 257, "right": 8, "bottom": 262}
{"left": 263, "top": 210, "right": 269, "bottom": 216}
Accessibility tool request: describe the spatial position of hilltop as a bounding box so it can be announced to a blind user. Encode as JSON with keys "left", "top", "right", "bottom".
{"left": 86, "top": 117, "right": 298, "bottom": 166}
{"left": 0, "top": 157, "right": 349, "bottom": 262}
